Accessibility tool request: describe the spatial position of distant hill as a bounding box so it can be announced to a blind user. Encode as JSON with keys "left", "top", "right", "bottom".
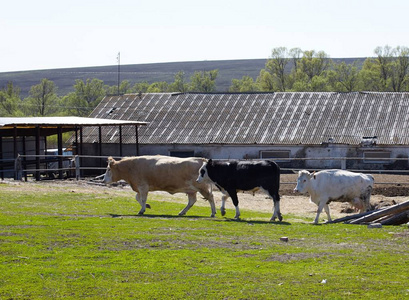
{"left": 0, "top": 58, "right": 366, "bottom": 97}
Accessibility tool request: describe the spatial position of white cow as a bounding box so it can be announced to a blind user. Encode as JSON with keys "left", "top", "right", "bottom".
{"left": 294, "top": 169, "right": 374, "bottom": 224}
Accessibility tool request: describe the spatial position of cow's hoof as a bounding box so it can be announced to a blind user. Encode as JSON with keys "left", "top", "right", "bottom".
{"left": 146, "top": 204, "right": 151, "bottom": 209}
{"left": 221, "top": 210, "right": 226, "bottom": 216}
{"left": 138, "top": 211, "right": 145, "bottom": 215}
{"left": 270, "top": 215, "right": 283, "bottom": 222}
{"left": 210, "top": 214, "right": 216, "bottom": 218}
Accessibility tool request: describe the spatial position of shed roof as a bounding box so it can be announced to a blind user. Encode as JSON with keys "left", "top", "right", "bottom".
{"left": 86, "top": 92, "right": 409, "bottom": 146}
{"left": 0, "top": 116, "right": 147, "bottom": 137}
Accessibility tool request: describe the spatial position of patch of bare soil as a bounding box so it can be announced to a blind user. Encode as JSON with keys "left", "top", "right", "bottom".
{"left": 1, "top": 173, "right": 408, "bottom": 221}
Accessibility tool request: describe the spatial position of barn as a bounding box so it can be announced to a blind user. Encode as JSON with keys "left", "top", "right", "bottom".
{"left": 83, "top": 92, "right": 409, "bottom": 171}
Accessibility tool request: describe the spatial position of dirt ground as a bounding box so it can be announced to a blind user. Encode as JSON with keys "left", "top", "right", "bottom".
{"left": 1, "top": 173, "right": 408, "bottom": 221}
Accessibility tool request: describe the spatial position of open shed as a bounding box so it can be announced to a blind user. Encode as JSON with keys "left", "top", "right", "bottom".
{"left": 0, "top": 116, "right": 147, "bottom": 179}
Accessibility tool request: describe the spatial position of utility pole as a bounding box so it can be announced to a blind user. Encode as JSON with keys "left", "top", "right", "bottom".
{"left": 117, "top": 52, "right": 120, "bottom": 95}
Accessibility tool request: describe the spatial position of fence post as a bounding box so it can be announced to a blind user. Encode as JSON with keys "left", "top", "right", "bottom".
{"left": 14, "top": 154, "right": 22, "bottom": 181}
{"left": 341, "top": 159, "right": 346, "bottom": 170}
{"left": 75, "top": 155, "right": 80, "bottom": 180}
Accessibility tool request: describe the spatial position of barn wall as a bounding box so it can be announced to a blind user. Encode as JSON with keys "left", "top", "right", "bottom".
{"left": 1, "top": 137, "right": 44, "bottom": 159}
{"left": 79, "top": 142, "right": 409, "bottom": 173}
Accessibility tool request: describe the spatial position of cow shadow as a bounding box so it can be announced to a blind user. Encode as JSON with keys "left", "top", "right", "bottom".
{"left": 222, "top": 218, "right": 291, "bottom": 225}
{"left": 108, "top": 213, "right": 211, "bottom": 220}
{"left": 108, "top": 213, "right": 291, "bottom": 225}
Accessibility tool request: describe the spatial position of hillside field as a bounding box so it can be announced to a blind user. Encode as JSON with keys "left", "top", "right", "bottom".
{"left": 0, "top": 58, "right": 365, "bottom": 97}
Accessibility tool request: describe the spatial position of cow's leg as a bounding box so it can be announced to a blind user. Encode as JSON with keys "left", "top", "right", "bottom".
{"left": 323, "top": 204, "right": 332, "bottom": 223}
{"left": 314, "top": 200, "right": 327, "bottom": 224}
{"left": 268, "top": 190, "right": 282, "bottom": 222}
{"left": 198, "top": 188, "right": 216, "bottom": 217}
{"left": 228, "top": 191, "right": 240, "bottom": 219}
{"left": 136, "top": 187, "right": 149, "bottom": 215}
{"left": 361, "top": 186, "right": 373, "bottom": 212}
{"left": 220, "top": 192, "right": 229, "bottom": 216}
{"left": 135, "top": 192, "right": 142, "bottom": 207}
{"left": 179, "top": 192, "right": 197, "bottom": 216}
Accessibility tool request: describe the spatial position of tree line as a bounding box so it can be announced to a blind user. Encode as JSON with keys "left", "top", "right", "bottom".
{"left": 0, "top": 70, "right": 220, "bottom": 117}
{"left": 230, "top": 45, "right": 409, "bottom": 93}
{"left": 1, "top": 45, "right": 409, "bottom": 118}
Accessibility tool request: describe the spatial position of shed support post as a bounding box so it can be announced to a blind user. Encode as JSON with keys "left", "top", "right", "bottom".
{"left": 0, "top": 136, "right": 3, "bottom": 180}
{"left": 98, "top": 126, "right": 103, "bottom": 172}
{"left": 58, "top": 126, "right": 63, "bottom": 179}
{"left": 135, "top": 125, "right": 139, "bottom": 156}
{"left": 13, "top": 126, "right": 17, "bottom": 162}
{"left": 119, "top": 125, "right": 123, "bottom": 157}
{"left": 35, "top": 126, "right": 40, "bottom": 181}
{"left": 22, "top": 136, "right": 27, "bottom": 181}
{"left": 79, "top": 127, "right": 83, "bottom": 178}
{"left": 75, "top": 155, "right": 80, "bottom": 180}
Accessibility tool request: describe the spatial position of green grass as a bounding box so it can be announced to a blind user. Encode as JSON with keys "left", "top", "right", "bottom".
{"left": 0, "top": 183, "right": 408, "bottom": 299}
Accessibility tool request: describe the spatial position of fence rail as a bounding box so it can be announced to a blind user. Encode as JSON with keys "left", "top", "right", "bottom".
{"left": 1, "top": 155, "right": 409, "bottom": 185}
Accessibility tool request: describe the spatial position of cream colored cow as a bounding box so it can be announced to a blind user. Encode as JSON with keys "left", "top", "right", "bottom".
{"left": 103, "top": 155, "right": 216, "bottom": 217}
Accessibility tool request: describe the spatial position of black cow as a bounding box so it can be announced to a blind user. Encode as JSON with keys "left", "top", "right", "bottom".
{"left": 196, "top": 159, "right": 282, "bottom": 221}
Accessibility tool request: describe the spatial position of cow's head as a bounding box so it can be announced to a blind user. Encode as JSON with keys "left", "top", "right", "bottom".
{"left": 293, "top": 170, "right": 314, "bottom": 194}
{"left": 102, "top": 157, "right": 116, "bottom": 184}
{"left": 196, "top": 159, "right": 212, "bottom": 183}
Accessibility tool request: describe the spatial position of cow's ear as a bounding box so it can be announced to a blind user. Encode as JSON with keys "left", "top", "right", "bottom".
{"left": 108, "top": 156, "right": 115, "bottom": 167}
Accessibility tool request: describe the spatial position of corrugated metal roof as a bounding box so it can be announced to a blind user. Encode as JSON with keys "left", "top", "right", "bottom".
{"left": 85, "top": 92, "right": 409, "bottom": 146}
{"left": 0, "top": 116, "right": 147, "bottom": 128}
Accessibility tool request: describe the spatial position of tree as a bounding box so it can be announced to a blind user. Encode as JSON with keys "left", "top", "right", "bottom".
{"left": 390, "top": 46, "right": 409, "bottom": 92}
{"left": 62, "top": 92, "right": 89, "bottom": 117}
{"left": 288, "top": 50, "right": 331, "bottom": 92}
{"left": 131, "top": 81, "right": 150, "bottom": 93}
{"left": 189, "top": 70, "right": 218, "bottom": 92}
{"left": 265, "top": 47, "right": 291, "bottom": 91}
{"left": 146, "top": 82, "right": 169, "bottom": 93}
{"left": 169, "top": 71, "right": 189, "bottom": 93}
{"left": 0, "top": 81, "right": 22, "bottom": 116}
{"left": 25, "top": 79, "right": 59, "bottom": 116}
{"left": 229, "top": 76, "right": 259, "bottom": 92}
{"left": 74, "top": 78, "right": 105, "bottom": 107}
{"left": 289, "top": 47, "right": 303, "bottom": 73}
{"left": 374, "top": 45, "right": 394, "bottom": 90}
{"left": 360, "top": 45, "right": 409, "bottom": 92}
{"left": 328, "top": 61, "right": 360, "bottom": 92}
{"left": 299, "top": 50, "right": 330, "bottom": 80}
{"left": 358, "top": 58, "right": 382, "bottom": 91}
{"left": 61, "top": 78, "right": 106, "bottom": 117}
{"left": 256, "top": 47, "right": 291, "bottom": 92}
{"left": 256, "top": 69, "right": 275, "bottom": 91}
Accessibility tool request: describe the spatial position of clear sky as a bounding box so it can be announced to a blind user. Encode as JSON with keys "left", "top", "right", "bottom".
{"left": 1, "top": 0, "right": 408, "bottom": 72}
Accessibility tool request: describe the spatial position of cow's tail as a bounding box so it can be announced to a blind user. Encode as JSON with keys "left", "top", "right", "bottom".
{"left": 274, "top": 163, "right": 281, "bottom": 202}
{"left": 364, "top": 175, "right": 374, "bottom": 211}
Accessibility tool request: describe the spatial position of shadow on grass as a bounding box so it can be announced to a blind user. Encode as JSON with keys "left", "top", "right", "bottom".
{"left": 223, "top": 218, "right": 292, "bottom": 225}
{"left": 108, "top": 213, "right": 210, "bottom": 220}
{"left": 107, "top": 213, "right": 292, "bottom": 225}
